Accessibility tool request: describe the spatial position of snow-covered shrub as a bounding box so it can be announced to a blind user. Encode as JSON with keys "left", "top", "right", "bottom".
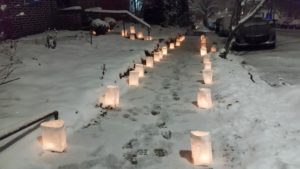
{"left": 90, "top": 19, "right": 109, "bottom": 35}
{"left": 104, "top": 17, "right": 117, "bottom": 29}
{"left": 91, "top": 19, "right": 109, "bottom": 28}
{"left": 289, "top": 19, "right": 300, "bottom": 28}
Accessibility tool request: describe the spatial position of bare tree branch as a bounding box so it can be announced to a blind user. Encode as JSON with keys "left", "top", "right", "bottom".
{"left": 0, "top": 63, "right": 19, "bottom": 86}
{"left": 0, "top": 78, "right": 20, "bottom": 86}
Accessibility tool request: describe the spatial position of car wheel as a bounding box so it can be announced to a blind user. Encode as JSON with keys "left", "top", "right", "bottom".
{"left": 268, "top": 43, "right": 276, "bottom": 49}
{"left": 231, "top": 42, "right": 242, "bottom": 51}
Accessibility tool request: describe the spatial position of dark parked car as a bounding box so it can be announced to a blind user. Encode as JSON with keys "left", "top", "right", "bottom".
{"left": 233, "top": 17, "right": 276, "bottom": 49}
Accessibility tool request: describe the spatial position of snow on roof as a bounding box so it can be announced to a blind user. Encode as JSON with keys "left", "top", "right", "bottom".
{"left": 60, "top": 6, "right": 82, "bottom": 11}
{"left": 84, "top": 7, "right": 103, "bottom": 12}
{"left": 277, "top": 17, "right": 293, "bottom": 24}
{"left": 290, "top": 19, "right": 300, "bottom": 25}
{"left": 16, "top": 12, "right": 25, "bottom": 17}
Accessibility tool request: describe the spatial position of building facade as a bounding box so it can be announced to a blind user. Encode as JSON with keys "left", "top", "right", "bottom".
{"left": 0, "top": 0, "right": 130, "bottom": 39}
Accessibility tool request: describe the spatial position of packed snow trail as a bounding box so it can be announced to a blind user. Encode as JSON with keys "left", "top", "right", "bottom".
{"left": 53, "top": 36, "right": 215, "bottom": 169}
{"left": 19, "top": 36, "right": 220, "bottom": 169}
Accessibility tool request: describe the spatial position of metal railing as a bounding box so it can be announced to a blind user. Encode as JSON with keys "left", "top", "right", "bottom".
{"left": 0, "top": 111, "right": 59, "bottom": 141}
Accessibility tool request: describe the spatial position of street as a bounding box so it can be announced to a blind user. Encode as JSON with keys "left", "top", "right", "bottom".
{"left": 235, "top": 29, "right": 300, "bottom": 86}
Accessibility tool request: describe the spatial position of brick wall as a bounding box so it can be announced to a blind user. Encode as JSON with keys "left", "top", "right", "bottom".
{"left": 0, "top": 0, "right": 130, "bottom": 39}
{"left": 78, "top": 0, "right": 100, "bottom": 9}
{"left": 55, "top": 0, "right": 99, "bottom": 30}
{"left": 56, "top": 10, "right": 82, "bottom": 30}
{"left": 6, "top": 0, "right": 57, "bottom": 39}
{"left": 100, "top": 0, "right": 130, "bottom": 10}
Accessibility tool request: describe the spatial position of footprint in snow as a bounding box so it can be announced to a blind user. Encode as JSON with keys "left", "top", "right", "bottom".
{"left": 161, "top": 130, "right": 172, "bottom": 140}
{"left": 122, "top": 138, "right": 139, "bottom": 149}
{"left": 154, "top": 148, "right": 168, "bottom": 157}
{"left": 151, "top": 110, "right": 160, "bottom": 116}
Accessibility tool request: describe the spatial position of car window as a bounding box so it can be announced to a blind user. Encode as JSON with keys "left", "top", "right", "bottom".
{"left": 244, "top": 18, "right": 268, "bottom": 27}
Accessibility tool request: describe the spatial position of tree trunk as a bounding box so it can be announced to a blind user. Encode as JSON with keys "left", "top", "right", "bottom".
{"left": 220, "top": 0, "right": 268, "bottom": 59}
{"left": 230, "top": 0, "right": 242, "bottom": 31}
{"left": 133, "top": 0, "right": 137, "bottom": 15}
{"left": 203, "top": 14, "right": 209, "bottom": 27}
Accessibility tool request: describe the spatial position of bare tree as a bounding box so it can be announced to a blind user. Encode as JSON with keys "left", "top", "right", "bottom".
{"left": 131, "top": 0, "right": 143, "bottom": 16}
{"left": 189, "top": 0, "right": 219, "bottom": 26}
{"left": 220, "top": 0, "right": 268, "bottom": 59}
{"left": 0, "top": 40, "right": 20, "bottom": 86}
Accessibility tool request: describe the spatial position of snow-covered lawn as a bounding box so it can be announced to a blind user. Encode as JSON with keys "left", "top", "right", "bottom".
{"left": 212, "top": 55, "right": 300, "bottom": 169}
{"left": 0, "top": 31, "right": 152, "bottom": 133}
{"left": 0, "top": 25, "right": 183, "bottom": 132}
{"left": 0, "top": 30, "right": 299, "bottom": 169}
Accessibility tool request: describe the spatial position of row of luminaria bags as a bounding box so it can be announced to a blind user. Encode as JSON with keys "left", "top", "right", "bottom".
{"left": 121, "top": 25, "right": 152, "bottom": 41}
{"left": 192, "top": 35, "right": 217, "bottom": 166}
{"left": 39, "top": 29, "right": 218, "bottom": 167}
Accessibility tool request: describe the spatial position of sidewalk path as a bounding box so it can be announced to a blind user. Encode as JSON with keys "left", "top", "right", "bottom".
{"left": 1, "top": 36, "right": 220, "bottom": 169}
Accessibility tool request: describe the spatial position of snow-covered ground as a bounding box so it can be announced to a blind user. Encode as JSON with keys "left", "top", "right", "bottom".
{"left": 0, "top": 28, "right": 300, "bottom": 169}
{"left": 238, "top": 29, "right": 300, "bottom": 86}
{"left": 0, "top": 25, "right": 184, "bottom": 136}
